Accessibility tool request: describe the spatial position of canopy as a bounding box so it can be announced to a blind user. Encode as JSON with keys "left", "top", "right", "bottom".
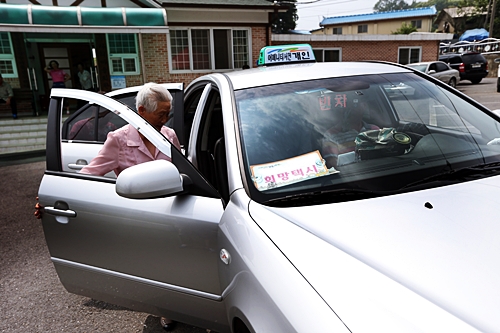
{"left": 0, "top": 4, "right": 168, "bottom": 33}
{"left": 459, "top": 28, "right": 489, "bottom": 42}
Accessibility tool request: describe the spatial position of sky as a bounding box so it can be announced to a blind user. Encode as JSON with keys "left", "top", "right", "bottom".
{"left": 295, "top": 0, "right": 379, "bottom": 31}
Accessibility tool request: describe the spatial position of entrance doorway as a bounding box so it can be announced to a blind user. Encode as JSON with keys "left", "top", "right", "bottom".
{"left": 23, "top": 34, "right": 98, "bottom": 115}
{"left": 40, "top": 43, "right": 95, "bottom": 91}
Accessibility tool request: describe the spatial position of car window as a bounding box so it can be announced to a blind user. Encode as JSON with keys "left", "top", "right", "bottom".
{"left": 462, "top": 53, "right": 486, "bottom": 63}
{"left": 235, "top": 72, "right": 500, "bottom": 205}
{"left": 435, "top": 62, "right": 449, "bottom": 72}
{"left": 63, "top": 99, "right": 127, "bottom": 142}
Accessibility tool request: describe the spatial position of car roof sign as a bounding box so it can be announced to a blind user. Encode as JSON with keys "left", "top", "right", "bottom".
{"left": 257, "top": 44, "right": 316, "bottom": 66}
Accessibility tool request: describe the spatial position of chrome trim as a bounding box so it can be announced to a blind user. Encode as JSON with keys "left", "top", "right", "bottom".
{"left": 51, "top": 257, "right": 223, "bottom": 301}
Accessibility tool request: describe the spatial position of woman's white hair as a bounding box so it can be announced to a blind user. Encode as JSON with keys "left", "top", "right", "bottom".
{"left": 136, "top": 82, "right": 173, "bottom": 113}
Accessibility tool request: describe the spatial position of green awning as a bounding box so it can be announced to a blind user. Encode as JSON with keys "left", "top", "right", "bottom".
{"left": 0, "top": 4, "right": 168, "bottom": 32}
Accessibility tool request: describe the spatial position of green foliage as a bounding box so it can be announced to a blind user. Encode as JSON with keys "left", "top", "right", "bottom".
{"left": 373, "top": 0, "right": 415, "bottom": 12}
{"left": 414, "top": 0, "right": 460, "bottom": 12}
{"left": 271, "top": 0, "right": 298, "bottom": 33}
{"left": 393, "top": 22, "right": 419, "bottom": 34}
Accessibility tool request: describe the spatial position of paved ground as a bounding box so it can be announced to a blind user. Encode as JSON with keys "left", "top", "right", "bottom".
{"left": 0, "top": 160, "right": 208, "bottom": 333}
{"left": 0, "top": 77, "right": 498, "bottom": 333}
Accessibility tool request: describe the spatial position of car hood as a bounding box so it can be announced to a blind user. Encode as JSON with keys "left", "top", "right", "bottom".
{"left": 249, "top": 176, "right": 500, "bottom": 333}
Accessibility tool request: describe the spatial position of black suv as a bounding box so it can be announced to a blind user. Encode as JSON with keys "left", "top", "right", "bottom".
{"left": 439, "top": 52, "right": 488, "bottom": 84}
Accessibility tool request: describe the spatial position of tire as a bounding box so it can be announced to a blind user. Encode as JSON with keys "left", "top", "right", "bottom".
{"left": 497, "top": 78, "right": 500, "bottom": 93}
{"left": 470, "top": 78, "right": 482, "bottom": 84}
{"left": 448, "top": 77, "right": 456, "bottom": 88}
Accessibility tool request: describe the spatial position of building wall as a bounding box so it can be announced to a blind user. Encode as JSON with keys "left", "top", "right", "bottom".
{"left": 315, "top": 17, "right": 434, "bottom": 35}
{"left": 274, "top": 39, "right": 440, "bottom": 63}
{"left": 123, "top": 26, "right": 269, "bottom": 88}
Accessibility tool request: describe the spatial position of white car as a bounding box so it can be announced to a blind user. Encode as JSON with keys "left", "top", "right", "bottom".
{"left": 407, "top": 60, "right": 460, "bottom": 87}
{"left": 39, "top": 45, "right": 500, "bottom": 333}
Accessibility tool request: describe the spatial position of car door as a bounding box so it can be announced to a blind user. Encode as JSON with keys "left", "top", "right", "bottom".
{"left": 435, "top": 62, "right": 452, "bottom": 83}
{"left": 38, "top": 88, "right": 228, "bottom": 330}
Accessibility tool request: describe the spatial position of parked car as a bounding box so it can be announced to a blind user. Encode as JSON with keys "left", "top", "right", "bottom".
{"left": 439, "top": 52, "right": 488, "bottom": 84}
{"left": 406, "top": 61, "right": 460, "bottom": 87}
{"left": 39, "top": 44, "right": 500, "bottom": 333}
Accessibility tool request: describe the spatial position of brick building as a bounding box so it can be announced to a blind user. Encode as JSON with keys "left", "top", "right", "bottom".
{"left": 0, "top": 0, "right": 283, "bottom": 117}
{"left": 273, "top": 33, "right": 453, "bottom": 64}
{"left": 0, "top": 0, "right": 452, "bottom": 118}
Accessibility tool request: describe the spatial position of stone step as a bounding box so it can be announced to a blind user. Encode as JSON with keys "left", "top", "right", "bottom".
{"left": 0, "top": 130, "right": 46, "bottom": 139}
{"left": 0, "top": 135, "right": 46, "bottom": 146}
{"left": 0, "top": 117, "right": 48, "bottom": 155}
{"left": 0, "top": 142, "right": 46, "bottom": 154}
{"left": 0, "top": 116, "right": 70, "bottom": 155}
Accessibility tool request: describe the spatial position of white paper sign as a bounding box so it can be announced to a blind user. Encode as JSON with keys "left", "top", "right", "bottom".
{"left": 250, "top": 150, "right": 337, "bottom": 191}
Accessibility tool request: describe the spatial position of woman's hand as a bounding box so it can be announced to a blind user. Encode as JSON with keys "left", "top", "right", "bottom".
{"left": 34, "top": 196, "right": 43, "bottom": 219}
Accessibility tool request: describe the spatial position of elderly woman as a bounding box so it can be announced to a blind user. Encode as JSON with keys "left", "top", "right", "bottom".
{"left": 80, "top": 82, "right": 181, "bottom": 177}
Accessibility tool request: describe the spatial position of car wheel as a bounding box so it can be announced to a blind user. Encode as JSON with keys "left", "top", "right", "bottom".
{"left": 497, "top": 78, "right": 500, "bottom": 93}
{"left": 448, "top": 77, "right": 456, "bottom": 88}
{"left": 470, "top": 78, "right": 482, "bottom": 84}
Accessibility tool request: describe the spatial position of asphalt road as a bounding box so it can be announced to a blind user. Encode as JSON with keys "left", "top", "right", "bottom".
{"left": 0, "top": 77, "right": 498, "bottom": 333}
{"left": 456, "top": 77, "right": 500, "bottom": 110}
{"left": 0, "top": 161, "right": 208, "bottom": 333}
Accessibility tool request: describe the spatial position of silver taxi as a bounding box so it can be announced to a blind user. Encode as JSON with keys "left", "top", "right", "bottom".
{"left": 39, "top": 45, "right": 500, "bottom": 333}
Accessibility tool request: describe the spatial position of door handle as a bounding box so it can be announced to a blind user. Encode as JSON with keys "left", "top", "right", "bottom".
{"left": 68, "top": 159, "right": 88, "bottom": 170}
{"left": 68, "top": 164, "right": 84, "bottom": 170}
{"left": 45, "top": 206, "right": 77, "bottom": 217}
{"left": 32, "top": 68, "right": 38, "bottom": 91}
{"left": 27, "top": 68, "right": 33, "bottom": 90}
{"left": 44, "top": 201, "right": 76, "bottom": 224}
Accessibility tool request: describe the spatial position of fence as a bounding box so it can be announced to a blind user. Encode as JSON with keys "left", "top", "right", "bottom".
{"left": 440, "top": 38, "right": 500, "bottom": 55}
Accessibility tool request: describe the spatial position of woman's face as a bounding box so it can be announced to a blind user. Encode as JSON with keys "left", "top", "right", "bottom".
{"left": 138, "top": 100, "right": 171, "bottom": 132}
{"left": 51, "top": 62, "right": 59, "bottom": 69}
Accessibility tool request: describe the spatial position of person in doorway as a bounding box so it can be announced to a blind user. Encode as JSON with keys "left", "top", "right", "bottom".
{"left": 0, "top": 73, "right": 17, "bottom": 119}
{"left": 44, "top": 60, "right": 70, "bottom": 88}
{"left": 77, "top": 64, "right": 92, "bottom": 91}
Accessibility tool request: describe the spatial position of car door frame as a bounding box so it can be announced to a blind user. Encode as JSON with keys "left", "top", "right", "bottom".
{"left": 42, "top": 88, "right": 229, "bottom": 332}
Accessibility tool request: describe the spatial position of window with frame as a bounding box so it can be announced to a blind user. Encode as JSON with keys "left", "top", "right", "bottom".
{"left": 169, "top": 28, "right": 251, "bottom": 72}
{"left": 398, "top": 47, "right": 421, "bottom": 65}
{"left": 332, "top": 27, "right": 342, "bottom": 35}
{"left": 358, "top": 24, "right": 368, "bottom": 33}
{"left": 0, "top": 32, "right": 17, "bottom": 78}
{"left": 313, "top": 49, "right": 341, "bottom": 62}
{"left": 411, "top": 20, "right": 422, "bottom": 29}
{"left": 107, "top": 34, "right": 140, "bottom": 75}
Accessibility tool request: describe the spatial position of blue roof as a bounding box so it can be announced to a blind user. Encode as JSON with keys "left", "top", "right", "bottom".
{"left": 321, "top": 6, "right": 437, "bottom": 26}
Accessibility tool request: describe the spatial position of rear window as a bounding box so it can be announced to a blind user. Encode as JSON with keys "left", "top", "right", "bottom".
{"left": 461, "top": 53, "right": 486, "bottom": 64}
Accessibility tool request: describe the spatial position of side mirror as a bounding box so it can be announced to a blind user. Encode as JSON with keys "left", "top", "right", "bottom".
{"left": 428, "top": 70, "right": 436, "bottom": 74}
{"left": 116, "top": 160, "right": 184, "bottom": 199}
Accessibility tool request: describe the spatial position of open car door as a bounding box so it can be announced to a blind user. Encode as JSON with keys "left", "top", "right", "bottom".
{"left": 38, "top": 88, "right": 228, "bottom": 332}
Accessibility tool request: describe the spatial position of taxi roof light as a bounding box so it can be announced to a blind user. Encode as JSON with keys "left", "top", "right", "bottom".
{"left": 257, "top": 44, "right": 316, "bottom": 66}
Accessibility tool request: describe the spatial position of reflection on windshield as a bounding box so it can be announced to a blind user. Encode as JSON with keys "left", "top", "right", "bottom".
{"left": 235, "top": 73, "right": 500, "bottom": 204}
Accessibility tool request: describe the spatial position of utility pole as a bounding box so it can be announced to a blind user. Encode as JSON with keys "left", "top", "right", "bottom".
{"left": 490, "top": 0, "right": 497, "bottom": 37}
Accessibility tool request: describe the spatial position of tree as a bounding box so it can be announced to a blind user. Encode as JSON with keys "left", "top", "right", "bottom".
{"left": 270, "top": 0, "right": 298, "bottom": 33}
{"left": 414, "top": 0, "right": 460, "bottom": 12}
{"left": 373, "top": 0, "right": 415, "bottom": 12}
{"left": 393, "top": 22, "right": 419, "bottom": 34}
{"left": 457, "top": 0, "right": 499, "bottom": 37}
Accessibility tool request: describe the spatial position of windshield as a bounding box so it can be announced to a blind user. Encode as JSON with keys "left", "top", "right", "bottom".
{"left": 235, "top": 72, "right": 500, "bottom": 206}
{"left": 407, "top": 64, "right": 427, "bottom": 72}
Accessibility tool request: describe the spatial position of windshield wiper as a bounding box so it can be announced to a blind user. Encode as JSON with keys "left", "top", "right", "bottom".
{"left": 401, "top": 161, "right": 500, "bottom": 190}
{"left": 265, "top": 188, "right": 382, "bottom": 207}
